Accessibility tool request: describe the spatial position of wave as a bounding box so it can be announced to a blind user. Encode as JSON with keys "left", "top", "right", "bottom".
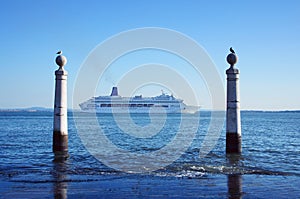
{"left": 158, "top": 164, "right": 300, "bottom": 178}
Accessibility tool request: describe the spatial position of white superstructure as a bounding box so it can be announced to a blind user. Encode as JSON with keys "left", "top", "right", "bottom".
{"left": 79, "top": 87, "right": 189, "bottom": 113}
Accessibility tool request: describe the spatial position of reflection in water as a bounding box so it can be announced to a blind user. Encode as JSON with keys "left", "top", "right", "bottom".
{"left": 228, "top": 174, "right": 242, "bottom": 199}
{"left": 52, "top": 158, "right": 68, "bottom": 199}
{"left": 227, "top": 154, "right": 243, "bottom": 199}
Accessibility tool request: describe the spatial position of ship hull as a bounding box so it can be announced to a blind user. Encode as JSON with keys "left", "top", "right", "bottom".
{"left": 79, "top": 106, "right": 184, "bottom": 114}
{"left": 79, "top": 87, "right": 199, "bottom": 114}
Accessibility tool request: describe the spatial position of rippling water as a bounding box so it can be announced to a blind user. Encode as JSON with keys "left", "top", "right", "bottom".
{"left": 0, "top": 111, "right": 299, "bottom": 198}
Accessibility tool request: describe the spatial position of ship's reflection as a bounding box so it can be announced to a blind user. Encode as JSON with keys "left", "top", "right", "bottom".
{"left": 52, "top": 158, "right": 68, "bottom": 199}
{"left": 226, "top": 154, "right": 243, "bottom": 199}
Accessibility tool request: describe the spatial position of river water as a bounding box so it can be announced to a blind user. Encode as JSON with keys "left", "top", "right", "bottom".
{"left": 0, "top": 111, "right": 299, "bottom": 198}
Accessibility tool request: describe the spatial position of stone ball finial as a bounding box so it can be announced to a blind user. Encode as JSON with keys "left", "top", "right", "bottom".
{"left": 55, "top": 51, "right": 67, "bottom": 68}
{"left": 227, "top": 47, "right": 238, "bottom": 67}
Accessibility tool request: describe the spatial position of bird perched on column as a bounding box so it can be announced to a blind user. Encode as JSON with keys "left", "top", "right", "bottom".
{"left": 230, "top": 47, "right": 235, "bottom": 54}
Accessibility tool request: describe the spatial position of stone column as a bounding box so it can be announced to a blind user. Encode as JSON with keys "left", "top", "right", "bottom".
{"left": 226, "top": 48, "right": 242, "bottom": 154}
{"left": 53, "top": 51, "right": 69, "bottom": 158}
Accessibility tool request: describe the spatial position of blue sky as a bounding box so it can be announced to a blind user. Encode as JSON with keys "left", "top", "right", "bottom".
{"left": 0, "top": 0, "right": 299, "bottom": 110}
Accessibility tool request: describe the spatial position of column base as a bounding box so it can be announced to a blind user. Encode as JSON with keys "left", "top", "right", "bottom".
{"left": 53, "top": 132, "right": 68, "bottom": 158}
{"left": 53, "top": 151, "right": 69, "bottom": 162}
{"left": 226, "top": 133, "right": 241, "bottom": 154}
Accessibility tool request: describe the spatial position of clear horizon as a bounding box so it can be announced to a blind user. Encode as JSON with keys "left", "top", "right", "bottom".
{"left": 1, "top": 1, "right": 299, "bottom": 110}
{"left": 1, "top": 106, "right": 300, "bottom": 112}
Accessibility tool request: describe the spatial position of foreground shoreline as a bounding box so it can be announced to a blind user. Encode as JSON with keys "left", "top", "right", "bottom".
{"left": 1, "top": 173, "right": 299, "bottom": 198}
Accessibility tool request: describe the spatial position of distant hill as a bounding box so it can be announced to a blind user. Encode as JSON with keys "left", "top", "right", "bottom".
{"left": 0, "top": 107, "right": 52, "bottom": 112}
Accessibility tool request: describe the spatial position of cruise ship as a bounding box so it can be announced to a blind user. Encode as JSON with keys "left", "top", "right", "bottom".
{"left": 79, "top": 87, "right": 190, "bottom": 113}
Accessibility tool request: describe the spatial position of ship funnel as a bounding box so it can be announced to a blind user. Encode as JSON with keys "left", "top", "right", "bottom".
{"left": 110, "top": 87, "right": 119, "bottom": 96}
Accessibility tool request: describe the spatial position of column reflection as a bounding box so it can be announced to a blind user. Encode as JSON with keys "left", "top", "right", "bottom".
{"left": 52, "top": 158, "right": 68, "bottom": 199}
{"left": 226, "top": 154, "right": 243, "bottom": 199}
{"left": 227, "top": 174, "right": 242, "bottom": 199}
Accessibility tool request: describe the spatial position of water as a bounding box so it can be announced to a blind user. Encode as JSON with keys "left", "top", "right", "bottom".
{"left": 0, "top": 111, "right": 299, "bottom": 198}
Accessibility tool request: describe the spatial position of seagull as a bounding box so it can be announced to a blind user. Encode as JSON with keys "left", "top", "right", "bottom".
{"left": 230, "top": 47, "right": 235, "bottom": 54}
{"left": 56, "top": 50, "right": 62, "bottom": 55}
